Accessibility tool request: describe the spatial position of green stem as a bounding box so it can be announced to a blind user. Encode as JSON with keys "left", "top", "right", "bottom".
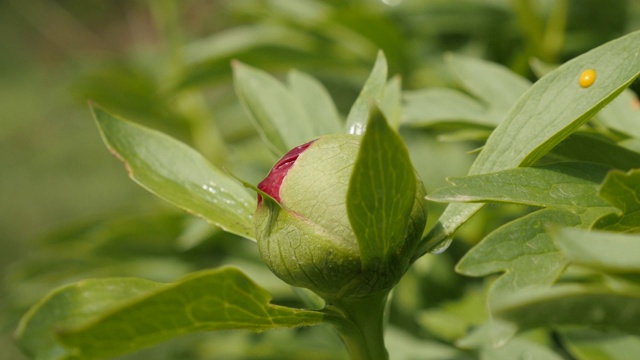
{"left": 323, "top": 293, "right": 390, "bottom": 360}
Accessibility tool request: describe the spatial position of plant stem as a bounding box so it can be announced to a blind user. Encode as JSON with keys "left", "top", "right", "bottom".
{"left": 323, "top": 293, "right": 390, "bottom": 360}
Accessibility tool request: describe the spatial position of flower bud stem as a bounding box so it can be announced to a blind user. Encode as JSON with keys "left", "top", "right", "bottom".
{"left": 323, "top": 292, "right": 390, "bottom": 360}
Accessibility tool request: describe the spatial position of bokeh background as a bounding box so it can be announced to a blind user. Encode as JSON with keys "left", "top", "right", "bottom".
{"left": 2, "top": 1, "right": 639, "bottom": 359}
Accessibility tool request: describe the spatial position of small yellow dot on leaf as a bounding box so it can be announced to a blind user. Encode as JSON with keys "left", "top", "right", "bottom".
{"left": 579, "top": 69, "right": 596, "bottom": 88}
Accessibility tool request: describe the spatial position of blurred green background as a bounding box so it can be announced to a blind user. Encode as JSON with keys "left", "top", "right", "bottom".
{"left": 1, "top": 0, "right": 639, "bottom": 359}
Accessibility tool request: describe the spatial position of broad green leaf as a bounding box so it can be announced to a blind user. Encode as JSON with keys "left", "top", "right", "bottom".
{"left": 493, "top": 284, "right": 640, "bottom": 337}
{"left": 422, "top": 30, "right": 640, "bottom": 254}
{"left": 447, "top": 54, "right": 532, "bottom": 120}
{"left": 347, "top": 106, "right": 416, "bottom": 270}
{"left": 185, "top": 24, "right": 316, "bottom": 65}
{"left": 446, "top": 165, "right": 626, "bottom": 311}
{"left": 17, "top": 267, "right": 324, "bottom": 360}
{"left": 456, "top": 209, "right": 578, "bottom": 301}
{"left": 480, "top": 337, "right": 564, "bottom": 360}
{"left": 598, "top": 89, "right": 640, "bottom": 139}
{"left": 402, "top": 88, "right": 495, "bottom": 127}
{"left": 594, "top": 169, "right": 640, "bottom": 231}
{"left": 287, "top": 69, "right": 343, "bottom": 135}
{"left": 547, "top": 132, "right": 640, "bottom": 171}
{"left": 233, "top": 62, "right": 316, "bottom": 154}
{"left": 553, "top": 228, "right": 640, "bottom": 273}
{"left": 15, "top": 278, "right": 164, "bottom": 360}
{"left": 561, "top": 329, "right": 640, "bottom": 360}
{"left": 345, "top": 51, "right": 387, "bottom": 135}
{"left": 92, "top": 105, "right": 256, "bottom": 240}
{"left": 176, "top": 23, "right": 322, "bottom": 90}
{"left": 427, "top": 162, "right": 613, "bottom": 209}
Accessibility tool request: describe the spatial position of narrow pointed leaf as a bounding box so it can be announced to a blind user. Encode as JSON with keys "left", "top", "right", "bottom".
{"left": 447, "top": 54, "right": 532, "bottom": 118}
{"left": 598, "top": 89, "right": 640, "bottom": 139}
{"left": 561, "top": 329, "right": 640, "bottom": 360}
{"left": 548, "top": 132, "right": 640, "bottom": 171}
{"left": 176, "top": 23, "right": 319, "bottom": 90}
{"left": 422, "top": 30, "right": 640, "bottom": 254}
{"left": 287, "top": 69, "right": 343, "bottom": 135}
{"left": 233, "top": 62, "right": 316, "bottom": 154}
{"left": 480, "top": 337, "right": 565, "bottom": 360}
{"left": 91, "top": 105, "right": 256, "bottom": 240}
{"left": 427, "top": 162, "right": 612, "bottom": 209}
{"left": 345, "top": 51, "right": 387, "bottom": 135}
{"left": 347, "top": 106, "right": 416, "bottom": 267}
{"left": 554, "top": 228, "right": 640, "bottom": 273}
{"left": 402, "top": 88, "right": 494, "bottom": 127}
{"left": 185, "top": 24, "right": 315, "bottom": 65}
{"left": 494, "top": 284, "right": 640, "bottom": 336}
{"left": 17, "top": 267, "right": 324, "bottom": 360}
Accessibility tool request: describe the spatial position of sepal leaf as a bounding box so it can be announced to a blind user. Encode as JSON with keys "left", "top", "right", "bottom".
{"left": 347, "top": 105, "right": 421, "bottom": 284}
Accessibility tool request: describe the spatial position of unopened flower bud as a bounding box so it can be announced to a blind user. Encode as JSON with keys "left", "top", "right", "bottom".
{"left": 255, "top": 134, "right": 427, "bottom": 299}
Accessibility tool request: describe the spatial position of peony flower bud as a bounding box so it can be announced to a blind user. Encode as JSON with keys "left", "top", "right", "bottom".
{"left": 255, "top": 134, "right": 427, "bottom": 299}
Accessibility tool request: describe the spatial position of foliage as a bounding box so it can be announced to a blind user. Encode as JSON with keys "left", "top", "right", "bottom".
{"left": 3, "top": 1, "right": 640, "bottom": 359}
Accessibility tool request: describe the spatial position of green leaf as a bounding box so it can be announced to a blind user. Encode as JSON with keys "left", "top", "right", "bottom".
{"left": 91, "top": 105, "right": 256, "bottom": 240}
{"left": 456, "top": 209, "right": 578, "bottom": 301}
{"left": 345, "top": 51, "right": 387, "bottom": 135}
{"left": 287, "top": 69, "right": 343, "bottom": 135}
{"left": 15, "top": 278, "right": 164, "bottom": 360}
{"left": 553, "top": 228, "right": 640, "bottom": 273}
{"left": 402, "top": 88, "right": 494, "bottom": 127}
{"left": 480, "top": 337, "right": 565, "bottom": 360}
{"left": 493, "top": 284, "right": 640, "bottom": 337}
{"left": 185, "top": 24, "right": 316, "bottom": 66}
{"left": 233, "top": 62, "right": 317, "bottom": 154}
{"left": 16, "top": 267, "right": 324, "bottom": 360}
{"left": 427, "top": 162, "right": 613, "bottom": 209}
{"left": 561, "top": 329, "right": 640, "bottom": 360}
{"left": 594, "top": 169, "right": 640, "bottom": 231}
{"left": 347, "top": 106, "right": 416, "bottom": 269}
{"left": 598, "top": 89, "right": 640, "bottom": 139}
{"left": 422, "top": 30, "right": 640, "bottom": 254}
{"left": 176, "top": 23, "right": 322, "bottom": 90}
{"left": 547, "top": 132, "right": 640, "bottom": 171}
{"left": 447, "top": 54, "right": 532, "bottom": 121}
